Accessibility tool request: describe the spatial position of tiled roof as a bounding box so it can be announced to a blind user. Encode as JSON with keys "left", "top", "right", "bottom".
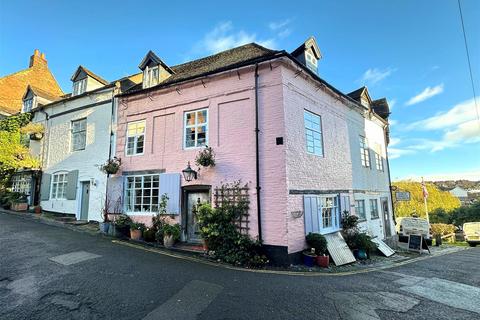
{"left": 0, "top": 51, "right": 63, "bottom": 115}
{"left": 126, "top": 43, "right": 279, "bottom": 93}
{"left": 347, "top": 86, "right": 367, "bottom": 100}
{"left": 371, "top": 98, "right": 390, "bottom": 119}
{"left": 72, "top": 66, "right": 109, "bottom": 85}
{"left": 26, "top": 85, "right": 62, "bottom": 102}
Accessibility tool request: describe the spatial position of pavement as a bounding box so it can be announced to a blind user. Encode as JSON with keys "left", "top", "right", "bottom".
{"left": 1, "top": 212, "right": 479, "bottom": 320}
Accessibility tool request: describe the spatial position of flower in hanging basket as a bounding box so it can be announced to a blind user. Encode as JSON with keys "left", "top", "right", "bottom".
{"left": 195, "top": 146, "right": 215, "bottom": 167}
{"left": 99, "top": 157, "right": 121, "bottom": 174}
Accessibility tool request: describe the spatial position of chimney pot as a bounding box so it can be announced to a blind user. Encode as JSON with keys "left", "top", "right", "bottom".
{"left": 40, "top": 53, "right": 45, "bottom": 59}
{"left": 34, "top": 49, "right": 40, "bottom": 56}
{"left": 29, "top": 49, "right": 47, "bottom": 68}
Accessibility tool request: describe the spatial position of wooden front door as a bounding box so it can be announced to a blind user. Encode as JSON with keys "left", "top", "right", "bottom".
{"left": 80, "top": 182, "right": 90, "bottom": 221}
{"left": 381, "top": 197, "right": 391, "bottom": 238}
{"left": 186, "top": 191, "right": 210, "bottom": 243}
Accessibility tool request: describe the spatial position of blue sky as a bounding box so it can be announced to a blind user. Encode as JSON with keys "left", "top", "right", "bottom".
{"left": 1, "top": 0, "right": 479, "bottom": 181}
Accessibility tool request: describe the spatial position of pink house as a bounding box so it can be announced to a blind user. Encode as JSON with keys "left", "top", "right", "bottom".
{"left": 111, "top": 37, "right": 394, "bottom": 265}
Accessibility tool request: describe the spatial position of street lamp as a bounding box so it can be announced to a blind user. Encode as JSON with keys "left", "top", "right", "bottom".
{"left": 182, "top": 162, "right": 197, "bottom": 182}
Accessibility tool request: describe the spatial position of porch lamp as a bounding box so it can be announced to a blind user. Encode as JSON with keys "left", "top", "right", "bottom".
{"left": 182, "top": 162, "right": 197, "bottom": 182}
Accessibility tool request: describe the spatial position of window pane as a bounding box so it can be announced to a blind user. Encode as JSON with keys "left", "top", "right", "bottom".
{"left": 186, "top": 112, "right": 195, "bottom": 126}
{"left": 185, "top": 128, "right": 195, "bottom": 147}
{"left": 197, "top": 110, "right": 207, "bottom": 124}
{"left": 136, "top": 136, "right": 144, "bottom": 154}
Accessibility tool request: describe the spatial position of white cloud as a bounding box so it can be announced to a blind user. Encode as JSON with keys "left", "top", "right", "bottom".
{"left": 405, "top": 84, "right": 444, "bottom": 106}
{"left": 388, "top": 147, "right": 415, "bottom": 159}
{"left": 398, "top": 169, "right": 480, "bottom": 182}
{"left": 389, "top": 137, "right": 400, "bottom": 147}
{"left": 444, "top": 119, "right": 480, "bottom": 144}
{"left": 388, "top": 99, "right": 396, "bottom": 110}
{"left": 268, "top": 19, "right": 291, "bottom": 31}
{"left": 408, "top": 98, "right": 478, "bottom": 131}
{"left": 358, "top": 67, "right": 396, "bottom": 85}
{"left": 194, "top": 21, "right": 276, "bottom": 55}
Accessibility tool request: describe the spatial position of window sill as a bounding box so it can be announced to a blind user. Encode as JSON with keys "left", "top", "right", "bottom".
{"left": 125, "top": 153, "right": 144, "bottom": 157}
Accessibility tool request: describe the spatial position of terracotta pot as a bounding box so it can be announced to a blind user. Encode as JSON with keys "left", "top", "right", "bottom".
{"left": 12, "top": 203, "right": 28, "bottom": 212}
{"left": 130, "top": 229, "right": 142, "bottom": 240}
{"left": 316, "top": 255, "right": 329, "bottom": 268}
{"left": 202, "top": 240, "right": 209, "bottom": 251}
{"left": 163, "top": 235, "right": 175, "bottom": 248}
{"left": 34, "top": 206, "right": 42, "bottom": 214}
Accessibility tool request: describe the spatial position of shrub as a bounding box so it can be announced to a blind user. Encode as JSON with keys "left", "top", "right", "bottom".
{"left": 114, "top": 214, "right": 132, "bottom": 228}
{"left": 162, "top": 223, "right": 181, "bottom": 241}
{"left": 130, "top": 222, "right": 146, "bottom": 231}
{"left": 450, "top": 202, "right": 480, "bottom": 226}
{"left": 306, "top": 233, "right": 328, "bottom": 255}
{"left": 346, "top": 232, "right": 377, "bottom": 252}
{"left": 143, "top": 228, "right": 156, "bottom": 242}
{"left": 341, "top": 211, "right": 359, "bottom": 231}
{"left": 196, "top": 202, "right": 268, "bottom": 268}
{"left": 431, "top": 223, "right": 455, "bottom": 236}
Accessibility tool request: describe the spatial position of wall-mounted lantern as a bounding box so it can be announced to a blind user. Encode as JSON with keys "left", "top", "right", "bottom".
{"left": 182, "top": 162, "right": 197, "bottom": 182}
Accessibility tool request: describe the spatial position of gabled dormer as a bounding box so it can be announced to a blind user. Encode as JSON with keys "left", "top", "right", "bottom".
{"left": 139, "top": 50, "right": 174, "bottom": 89}
{"left": 291, "top": 36, "right": 322, "bottom": 74}
{"left": 70, "top": 66, "right": 109, "bottom": 96}
{"left": 21, "top": 85, "right": 61, "bottom": 113}
{"left": 348, "top": 86, "right": 373, "bottom": 109}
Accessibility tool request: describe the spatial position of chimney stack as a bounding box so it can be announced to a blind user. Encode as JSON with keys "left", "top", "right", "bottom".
{"left": 29, "top": 49, "right": 48, "bottom": 68}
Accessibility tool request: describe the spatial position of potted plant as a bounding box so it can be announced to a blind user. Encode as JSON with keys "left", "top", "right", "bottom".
{"left": 347, "top": 232, "right": 377, "bottom": 260}
{"left": 130, "top": 222, "right": 146, "bottom": 240}
{"left": 143, "top": 227, "right": 156, "bottom": 242}
{"left": 302, "top": 248, "right": 317, "bottom": 267}
{"left": 162, "top": 223, "right": 181, "bottom": 248}
{"left": 10, "top": 193, "right": 28, "bottom": 212}
{"left": 195, "top": 146, "right": 215, "bottom": 167}
{"left": 34, "top": 205, "right": 42, "bottom": 214}
{"left": 306, "top": 233, "right": 329, "bottom": 268}
{"left": 113, "top": 214, "right": 132, "bottom": 238}
{"left": 99, "top": 157, "right": 121, "bottom": 175}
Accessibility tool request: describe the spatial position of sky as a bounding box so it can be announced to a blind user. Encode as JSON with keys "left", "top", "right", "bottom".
{"left": 0, "top": 0, "right": 479, "bottom": 181}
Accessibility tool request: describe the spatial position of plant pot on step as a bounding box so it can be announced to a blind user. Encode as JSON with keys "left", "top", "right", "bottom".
{"left": 99, "top": 222, "right": 111, "bottom": 234}
{"left": 11, "top": 203, "right": 28, "bottom": 212}
{"left": 316, "top": 254, "right": 329, "bottom": 268}
{"left": 130, "top": 229, "right": 142, "bottom": 240}
{"left": 163, "top": 235, "right": 175, "bottom": 248}
{"left": 303, "top": 251, "right": 317, "bottom": 267}
{"left": 353, "top": 248, "right": 367, "bottom": 260}
{"left": 202, "top": 239, "right": 209, "bottom": 251}
{"left": 34, "top": 206, "right": 42, "bottom": 214}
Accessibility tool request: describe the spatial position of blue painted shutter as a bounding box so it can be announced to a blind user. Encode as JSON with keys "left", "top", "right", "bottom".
{"left": 40, "top": 173, "right": 51, "bottom": 201}
{"left": 159, "top": 173, "right": 181, "bottom": 214}
{"left": 304, "top": 196, "right": 313, "bottom": 234}
{"left": 65, "top": 170, "right": 79, "bottom": 200}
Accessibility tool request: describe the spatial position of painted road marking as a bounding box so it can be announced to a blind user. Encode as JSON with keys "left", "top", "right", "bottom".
{"left": 331, "top": 291, "right": 419, "bottom": 320}
{"left": 142, "top": 280, "right": 223, "bottom": 320}
{"left": 399, "top": 277, "right": 480, "bottom": 314}
{"left": 49, "top": 251, "right": 101, "bottom": 266}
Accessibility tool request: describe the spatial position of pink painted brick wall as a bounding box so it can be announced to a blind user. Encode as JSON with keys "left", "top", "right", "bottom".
{"left": 115, "top": 63, "right": 288, "bottom": 247}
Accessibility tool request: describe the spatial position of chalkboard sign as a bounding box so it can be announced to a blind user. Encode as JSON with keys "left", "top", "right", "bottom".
{"left": 408, "top": 235, "right": 423, "bottom": 252}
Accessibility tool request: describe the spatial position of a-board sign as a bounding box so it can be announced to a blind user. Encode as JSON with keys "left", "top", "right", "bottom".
{"left": 408, "top": 234, "right": 422, "bottom": 252}
{"left": 395, "top": 191, "right": 411, "bottom": 201}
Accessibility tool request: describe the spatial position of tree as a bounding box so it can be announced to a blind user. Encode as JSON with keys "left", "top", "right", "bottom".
{"left": 393, "top": 181, "right": 461, "bottom": 219}
{"left": 0, "top": 114, "right": 39, "bottom": 188}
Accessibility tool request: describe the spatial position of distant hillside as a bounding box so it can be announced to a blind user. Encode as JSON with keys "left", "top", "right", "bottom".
{"left": 432, "top": 180, "right": 480, "bottom": 191}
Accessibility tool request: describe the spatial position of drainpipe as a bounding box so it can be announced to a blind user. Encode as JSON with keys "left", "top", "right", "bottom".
{"left": 383, "top": 123, "right": 396, "bottom": 227}
{"left": 38, "top": 109, "right": 49, "bottom": 206}
{"left": 254, "top": 63, "right": 263, "bottom": 243}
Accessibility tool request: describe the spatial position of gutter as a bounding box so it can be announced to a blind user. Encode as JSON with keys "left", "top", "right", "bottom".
{"left": 254, "top": 63, "right": 263, "bottom": 243}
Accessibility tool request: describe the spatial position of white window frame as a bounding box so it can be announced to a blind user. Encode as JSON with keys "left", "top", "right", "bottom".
{"left": 304, "top": 110, "right": 324, "bottom": 156}
{"left": 71, "top": 118, "right": 87, "bottom": 151}
{"left": 22, "top": 98, "right": 34, "bottom": 113}
{"left": 51, "top": 172, "right": 68, "bottom": 200}
{"left": 375, "top": 152, "right": 384, "bottom": 171}
{"left": 183, "top": 108, "right": 208, "bottom": 149}
{"left": 73, "top": 78, "right": 87, "bottom": 96}
{"left": 12, "top": 174, "right": 31, "bottom": 195}
{"left": 124, "top": 174, "right": 160, "bottom": 214}
{"left": 360, "top": 136, "right": 370, "bottom": 168}
{"left": 355, "top": 199, "right": 366, "bottom": 221}
{"left": 143, "top": 65, "right": 160, "bottom": 88}
{"left": 126, "top": 120, "right": 146, "bottom": 156}
{"left": 370, "top": 199, "right": 379, "bottom": 219}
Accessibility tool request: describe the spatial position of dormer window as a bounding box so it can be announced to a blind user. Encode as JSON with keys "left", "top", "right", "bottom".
{"left": 139, "top": 50, "right": 174, "bottom": 89}
{"left": 73, "top": 78, "right": 87, "bottom": 96}
{"left": 22, "top": 98, "right": 33, "bottom": 113}
{"left": 144, "top": 66, "right": 160, "bottom": 88}
{"left": 291, "top": 36, "right": 322, "bottom": 75}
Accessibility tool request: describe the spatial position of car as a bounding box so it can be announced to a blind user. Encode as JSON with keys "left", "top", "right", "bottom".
{"left": 396, "top": 216, "right": 432, "bottom": 246}
{"left": 463, "top": 222, "right": 480, "bottom": 247}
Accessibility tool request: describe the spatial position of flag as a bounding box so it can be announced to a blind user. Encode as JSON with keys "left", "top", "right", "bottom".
{"left": 421, "top": 179, "right": 429, "bottom": 199}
